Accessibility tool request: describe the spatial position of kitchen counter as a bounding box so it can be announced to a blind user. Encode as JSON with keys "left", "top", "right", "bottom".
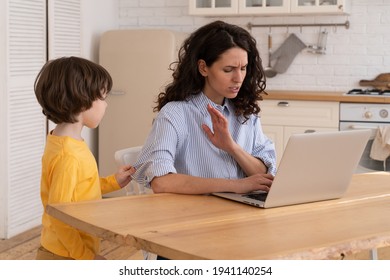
{"left": 262, "top": 90, "right": 390, "bottom": 104}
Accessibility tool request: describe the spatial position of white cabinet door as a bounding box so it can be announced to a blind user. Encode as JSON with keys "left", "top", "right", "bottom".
{"left": 189, "top": 0, "right": 349, "bottom": 15}
{"left": 46, "top": 0, "right": 82, "bottom": 134}
{"left": 189, "top": 0, "right": 239, "bottom": 15}
{"left": 260, "top": 99, "right": 340, "bottom": 168}
{"left": 260, "top": 100, "right": 339, "bottom": 128}
{"left": 239, "top": 0, "right": 289, "bottom": 15}
{"left": 48, "top": 0, "right": 82, "bottom": 58}
{"left": 262, "top": 125, "right": 337, "bottom": 167}
{"left": 0, "top": 0, "right": 47, "bottom": 238}
{"left": 283, "top": 126, "right": 338, "bottom": 150}
{"left": 290, "top": 0, "right": 349, "bottom": 14}
{"left": 0, "top": 0, "right": 83, "bottom": 239}
{"left": 262, "top": 125, "right": 284, "bottom": 167}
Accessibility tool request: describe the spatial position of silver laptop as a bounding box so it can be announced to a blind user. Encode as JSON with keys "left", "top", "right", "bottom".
{"left": 212, "top": 129, "right": 371, "bottom": 208}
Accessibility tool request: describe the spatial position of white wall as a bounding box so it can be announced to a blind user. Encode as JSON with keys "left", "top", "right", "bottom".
{"left": 81, "top": 0, "right": 119, "bottom": 157}
{"left": 116, "top": 0, "right": 390, "bottom": 92}
{"left": 82, "top": 0, "right": 119, "bottom": 62}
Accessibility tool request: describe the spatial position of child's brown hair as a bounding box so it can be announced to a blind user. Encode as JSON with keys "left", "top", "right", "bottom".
{"left": 34, "top": 56, "right": 112, "bottom": 124}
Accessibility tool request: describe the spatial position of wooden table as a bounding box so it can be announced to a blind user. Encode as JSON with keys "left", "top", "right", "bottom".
{"left": 46, "top": 172, "right": 390, "bottom": 260}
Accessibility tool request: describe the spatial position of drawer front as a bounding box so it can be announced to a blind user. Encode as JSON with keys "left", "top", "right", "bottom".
{"left": 260, "top": 100, "right": 339, "bottom": 128}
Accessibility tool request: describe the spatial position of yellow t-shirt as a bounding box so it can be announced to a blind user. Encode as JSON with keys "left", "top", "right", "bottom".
{"left": 40, "top": 134, "right": 120, "bottom": 260}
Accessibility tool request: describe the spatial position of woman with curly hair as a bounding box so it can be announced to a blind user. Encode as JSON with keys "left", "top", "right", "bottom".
{"left": 133, "top": 20, "right": 276, "bottom": 195}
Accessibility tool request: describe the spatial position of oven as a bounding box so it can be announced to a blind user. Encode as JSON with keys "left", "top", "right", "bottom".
{"left": 340, "top": 93, "right": 390, "bottom": 173}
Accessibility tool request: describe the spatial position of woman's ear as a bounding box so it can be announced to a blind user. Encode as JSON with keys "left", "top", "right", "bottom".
{"left": 198, "top": 59, "right": 208, "bottom": 77}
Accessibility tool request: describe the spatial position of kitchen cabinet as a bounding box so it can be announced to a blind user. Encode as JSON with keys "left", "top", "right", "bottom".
{"left": 188, "top": 0, "right": 349, "bottom": 16}
{"left": 188, "top": 0, "right": 239, "bottom": 15}
{"left": 290, "top": 0, "right": 349, "bottom": 15}
{"left": 239, "top": 0, "right": 290, "bottom": 15}
{"left": 260, "top": 100, "right": 339, "bottom": 166}
{"left": 188, "top": 0, "right": 289, "bottom": 15}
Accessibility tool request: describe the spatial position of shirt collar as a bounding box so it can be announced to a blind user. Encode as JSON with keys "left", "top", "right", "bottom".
{"left": 190, "top": 92, "right": 234, "bottom": 117}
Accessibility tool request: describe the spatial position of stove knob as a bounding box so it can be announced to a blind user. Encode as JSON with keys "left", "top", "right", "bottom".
{"left": 379, "top": 109, "right": 389, "bottom": 118}
{"left": 364, "top": 111, "right": 373, "bottom": 119}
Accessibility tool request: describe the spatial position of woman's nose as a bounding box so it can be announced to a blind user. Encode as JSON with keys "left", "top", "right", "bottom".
{"left": 233, "top": 70, "right": 245, "bottom": 82}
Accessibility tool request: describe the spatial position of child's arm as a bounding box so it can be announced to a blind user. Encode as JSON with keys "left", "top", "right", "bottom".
{"left": 115, "top": 165, "right": 136, "bottom": 188}
{"left": 100, "top": 165, "right": 136, "bottom": 194}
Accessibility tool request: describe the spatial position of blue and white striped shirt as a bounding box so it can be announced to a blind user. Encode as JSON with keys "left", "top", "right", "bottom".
{"left": 133, "top": 92, "right": 276, "bottom": 187}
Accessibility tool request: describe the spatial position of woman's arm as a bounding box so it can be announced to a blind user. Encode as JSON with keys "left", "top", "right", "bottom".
{"left": 151, "top": 173, "right": 273, "bottom": 194}
{"left": 227, "top": 143, "right": 268, "bottom": 175}
{"left": 202, "top": 104, "right": 268, "bottom": 176}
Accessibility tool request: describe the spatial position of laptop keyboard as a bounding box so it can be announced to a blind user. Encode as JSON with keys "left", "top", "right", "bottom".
{"left": 243, "top": 192, "right": 268, "bottom": 202}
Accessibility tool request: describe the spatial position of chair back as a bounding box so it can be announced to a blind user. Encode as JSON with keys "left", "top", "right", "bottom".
{"left": 112, "top": 146, "right": 156, "bottom": 260}
{"left": 114, "top": 146, "right": 149, "bottom": 195}
{"left": 114, "top": 146, "right": 147, "bottom": 195}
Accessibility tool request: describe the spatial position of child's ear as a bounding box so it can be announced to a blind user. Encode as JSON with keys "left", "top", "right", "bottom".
{"left": 198, "top": 59, "right": 208, "bottom": 77}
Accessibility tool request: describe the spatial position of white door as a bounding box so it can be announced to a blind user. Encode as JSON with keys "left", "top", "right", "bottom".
{"left": 0, "top": 0, "right": 47, "bottom": 238}
{"left": 0, "top": 0, "right": 82, "bottom": 239}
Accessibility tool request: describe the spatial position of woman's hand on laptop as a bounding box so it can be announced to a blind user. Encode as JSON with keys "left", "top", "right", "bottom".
{"left": 236, "top": 173, "right": 274, "bottom": 193}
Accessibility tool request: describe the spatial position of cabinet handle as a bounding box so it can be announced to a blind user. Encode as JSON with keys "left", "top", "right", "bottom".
{"left": 349, "top": 125, "right": 377, "bottom": 130}
{"left": 304, "top": 129, "right": 316, "bottom": 133}
{"left": 277, "top": 101, "right": 289, "bottom": 107}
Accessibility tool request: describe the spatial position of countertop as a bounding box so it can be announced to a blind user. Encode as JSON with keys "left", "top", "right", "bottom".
{"left": 262, "top": 90, "right": 390, "bottom": 104}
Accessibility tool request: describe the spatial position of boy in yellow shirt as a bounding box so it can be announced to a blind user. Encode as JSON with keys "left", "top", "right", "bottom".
{"left": 34, "top": 56, "right": 135, "bottom": 260}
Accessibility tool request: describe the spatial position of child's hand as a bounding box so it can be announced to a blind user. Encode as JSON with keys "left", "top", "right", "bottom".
{"left": 115, "top": 165, "right": 136, "bottom": 188}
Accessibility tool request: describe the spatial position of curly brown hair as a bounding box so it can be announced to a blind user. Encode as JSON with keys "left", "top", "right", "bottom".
{"left": 155, "top": 20, "right": 267, "bottom": 119}
{"left": 34, "top": 56, "right": 112, "bottom": 124}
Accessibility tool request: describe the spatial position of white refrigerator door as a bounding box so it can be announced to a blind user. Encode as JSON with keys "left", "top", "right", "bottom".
{"left": 98, "top": 29, "right": 186, "bottom": 176}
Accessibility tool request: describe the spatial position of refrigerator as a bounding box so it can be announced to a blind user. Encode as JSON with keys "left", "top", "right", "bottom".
{"left": 98, "top": 29, "right": 187, "bottom": 176}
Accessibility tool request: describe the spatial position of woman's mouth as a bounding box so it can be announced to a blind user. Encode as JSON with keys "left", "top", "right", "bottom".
{"left": 229, "top": 86, "right": 240, "bottom": 93}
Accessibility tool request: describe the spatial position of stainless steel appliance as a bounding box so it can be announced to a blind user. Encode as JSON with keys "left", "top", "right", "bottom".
{"left": 340, "top": 91, "right": 390, "bottom": 172}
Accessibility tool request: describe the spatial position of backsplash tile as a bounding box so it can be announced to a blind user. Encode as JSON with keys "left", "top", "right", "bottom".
{"left": 118, "top": 0, "right": 390, "bottom": 92}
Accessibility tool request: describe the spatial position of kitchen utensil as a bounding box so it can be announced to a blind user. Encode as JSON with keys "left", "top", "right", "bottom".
{"left": 270, "top": 33, "right": 307, "bottom": 74}
{"left": 359, "top": 73, "right": 390, "bottom": 90}
{"left": 307, "top": 29, "right": 328, "bottom": 54}
{"left": 264, "top": 33, "right": 277, "bottom": 78}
